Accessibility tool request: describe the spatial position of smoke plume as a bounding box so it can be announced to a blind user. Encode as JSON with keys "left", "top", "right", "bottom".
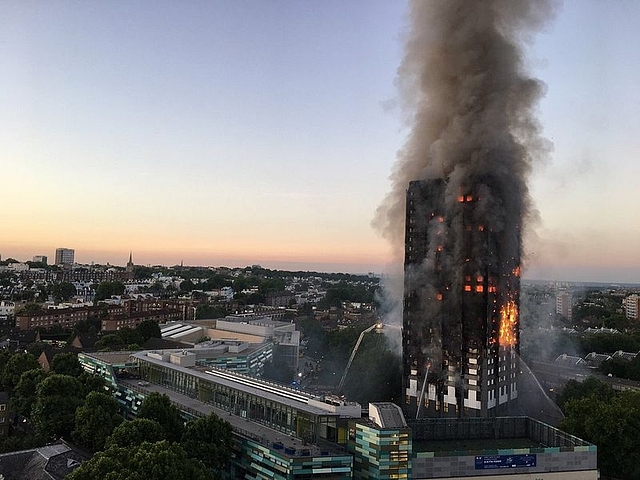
{"left": 374, "top": 0, "right": 554, "bottom": 263}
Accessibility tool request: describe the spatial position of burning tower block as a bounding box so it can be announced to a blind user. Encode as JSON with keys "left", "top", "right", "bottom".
{"left": 403, "top": 179, "right": 521, "bottom": 419}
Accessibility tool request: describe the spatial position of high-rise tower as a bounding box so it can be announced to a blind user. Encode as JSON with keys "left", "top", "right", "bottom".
{"left": 402, "top": 179, "right": 520, "bottom": 419}
{"left": 55, "top": 248, "right": 75, "bottom": 266}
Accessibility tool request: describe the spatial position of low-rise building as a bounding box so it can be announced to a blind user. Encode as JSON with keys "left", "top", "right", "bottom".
{"left": 78, "top": 350, "right": 598, "bottom": 479}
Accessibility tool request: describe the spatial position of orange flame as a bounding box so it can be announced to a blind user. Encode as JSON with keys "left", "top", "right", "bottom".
{"left": 499, "top": 300, "right": 518, "bottom": 347}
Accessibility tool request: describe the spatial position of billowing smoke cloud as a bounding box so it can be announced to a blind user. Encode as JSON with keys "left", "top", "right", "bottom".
{"left": 374, "top": 0, "right": 555, "bottom": 318}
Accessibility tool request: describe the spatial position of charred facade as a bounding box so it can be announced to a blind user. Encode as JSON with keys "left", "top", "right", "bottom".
{"left": 402, "top": 179, "right": 520, "bottom": 419}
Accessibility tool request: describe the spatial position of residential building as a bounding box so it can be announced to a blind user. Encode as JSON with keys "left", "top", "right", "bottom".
{"left": 403, "top": 179, "right": 520, "bottom": 419}
{"left": 32, "top": 255, "right": 48, "bottom": 264}
{"left": 624, "top": 294, "right": 640, "bottom": 320}
{"left": 556, "top": 291, "right": 573, "bottom": 320}
{"left": 54, "top": 248, "right": 75, "bottom": 265}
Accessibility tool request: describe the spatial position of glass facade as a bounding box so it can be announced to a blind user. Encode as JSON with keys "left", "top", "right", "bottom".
{"left": 196, "top": 343, "right": 272, "bottom": 375}
{"left": 135, "top": 355, "right": 342, "bottom": 444}
{"left": 233, "top": 436, "right": 353, "bottom": 480}
{"left": 348, "top": 421, "right": 412, "bottom": 480}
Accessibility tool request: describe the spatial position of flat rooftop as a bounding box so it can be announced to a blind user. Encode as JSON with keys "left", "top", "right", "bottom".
{"left": 413, "top": 437, "right": 541, "bottom": 453}
{"left": 119, "top": 378, "right": 348, "bottom": 457}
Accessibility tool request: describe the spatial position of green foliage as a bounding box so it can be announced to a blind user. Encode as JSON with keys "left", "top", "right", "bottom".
{"left": 258, "top": 278, "right": 285, "bottom": 295}
{"left": 73, "top": 392, "right": 124, "bottom": 452}
{"left": 245, "top": 292, "right": 265, "bottom": 305}
{"left": 600, "top": 355, "right": 640, "bottom": 380}
{"left": 179, "top": 279, "right": 196, "bottom": 292}
{"left": 203, "top": 274, "right": 232, "bottom": 290}
{"left": 66, "top": 441, "right": 213, "bottom": 480}
{"left": 578, "top": 333, "right": 640, "bottom": 356}
{"left": 32, "top": 374, "right": 84, "bottom": 439}
{"left": 50, "top": 282, "right": 77, "bottom": 302}
{"left": 196, "top": 304, "right": 228, "bottom": 319}
{"left": 136, "top": 320, "right": 161, "bottom": 341}
{"left": 342, "top": 333, "right": 401, "bottom": 404}
{"left": 11, "top": 368, "right": 48, "bottom": 417}
{"left": 1, "top": 352, "right": 41, "bottom": 390}
{"left": 556, "top": 377, "right": 615, "bottom": 411}
{"left": 79, "top": 371, "right": 107, "bottom": 396}
{"left": 94, "top": 281, "right": 126, "bottom": 301}
{"left": 560, "top": 390, "right": 640, "bottom": 479}
{"left": 73, "top": 317, "right": 102, "bottom": 335}
{"left": 0, "top": 431, "right": 48, "bottom": 454}
{"left": 26, "top": 342, "right": 49, "bottom": 358}
{"left": 133, "top": 265, "right": 154, "bottom": 280}
{"left": 137, "top": 393, "right": 184, "bottom": 442}
{"left": 181, "top": 413, "right": 233, "bottom": 470}
{"left": 317, "top": 281, "right": 376, "bottom": 309}
{"left": 95, "top": 334, "right": 122, "bottom": 350}
{"left": 106, "top": 418, "right": 165, "bottom": 449}
{"left": 51, "top": 352, "right": 84, "bottom": 377}
{"left": 116, "top": 327, "right": 144, "bottom": 346}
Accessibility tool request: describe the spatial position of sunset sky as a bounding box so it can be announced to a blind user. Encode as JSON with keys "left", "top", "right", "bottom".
{"left": 2, "top": 1, "right": 640, "bottom": 282}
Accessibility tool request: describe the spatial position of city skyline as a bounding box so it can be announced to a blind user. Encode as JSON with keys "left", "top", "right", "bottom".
{"left": 3, "top": 1, "right": 640, "bottom": 282}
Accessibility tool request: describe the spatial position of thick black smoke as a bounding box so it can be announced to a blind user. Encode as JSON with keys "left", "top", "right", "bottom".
{"left": 374, "top": 0, "right": 555, "bottom": 313}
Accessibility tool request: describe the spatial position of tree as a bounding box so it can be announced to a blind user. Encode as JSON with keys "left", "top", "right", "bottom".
{"left": 137, "top": 393, "right": 184, "bottom": 442}
{"left": 106, "top": 418, "right": 165, "bottom": 449}
{"left": 67, "top": 441, "right": 213, "bottom": 480}
{"left": 79, "top": 371, "right": 107, "bottom": 396}
{"left": 31, "top": 374, "right": 84, "bottom": 439}
{"left": 11, "top": 368, "right": 48, "bottom": 417}
{"left": 181, "top": 413, "right": 233, "bottom": 471}
{"left": 561, "top": 390, "right": 640, "bottom": 479}
{"left": 556, "top": 377, "right": 614, "bottom": 411}
{"left": 196, "top": 304, "right": 228, "bottom": 319}
{"left": 94, "top": 281, "right": 125, "bottom": 301}
{"left": 1, "top": 353, "right": 41, "bottom": 390}
{"left": 95, "top": 334, "right": 122, "bottom": 350}
{"left": 116, "top": 327, "right": 144, "bottom": 346}
{"left": 73, "top": 391, "right": 123, "bottom": 451}
{"left": 136, "top": 320, "right": 161, "bottom": 341}
{"left": 51, "top": 352, "right": 84, "bottom": 377}
{"left": 133, "top": 265, "right": 153, "bottom": 280}
{"left": 26, "top": 342, "right": 49, "bottom": 358}
{"left": 50, "top": 282, "right": 77, "bottom": 302}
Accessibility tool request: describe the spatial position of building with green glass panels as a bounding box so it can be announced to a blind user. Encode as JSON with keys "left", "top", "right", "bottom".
{"left": 78, "top": 350, "right": 597, "bottom": 480}
{"left": 349, "top": 403, "right": 412, "bottom": 480}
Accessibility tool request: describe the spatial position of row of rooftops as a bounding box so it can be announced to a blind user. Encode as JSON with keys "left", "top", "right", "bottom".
{"left": 555, "top": 349, "right": 639, "bottom": 367}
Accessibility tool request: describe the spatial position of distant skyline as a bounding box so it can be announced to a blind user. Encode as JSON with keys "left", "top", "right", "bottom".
{"left": 2, "top": 1, "right": 640, "bottom": 283}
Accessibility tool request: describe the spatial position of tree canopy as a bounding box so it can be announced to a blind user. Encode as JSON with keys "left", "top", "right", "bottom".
{"left": 181, "top": 413, "right": 233, "bottom": 470}
{"left": 106, "top": 418, "right": 165, "bottom": 449}
{"left": 32, "top": 374, "right": 84, "bottom": 439}
{"left": 73, "top": 392, "right": 124, "bottom": 452}
{"left": 66, "top": 441, "right": 213, "bottom": 480}
{"left": 136, "top": 393, "right": 184, "bottom": 442}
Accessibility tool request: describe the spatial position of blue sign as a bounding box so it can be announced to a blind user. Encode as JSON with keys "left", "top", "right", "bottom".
{"left": 475, "top": 454, "right": 536, "bottom": 470}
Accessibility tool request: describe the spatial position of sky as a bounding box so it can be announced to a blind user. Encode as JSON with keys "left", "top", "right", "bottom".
{"left": 1, "top": 1, "right": 639, "bottom": 282}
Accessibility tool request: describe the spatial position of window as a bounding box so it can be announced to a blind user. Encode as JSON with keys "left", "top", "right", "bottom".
{"left": 0, "top": 404, "right": 5, "bottom": 411}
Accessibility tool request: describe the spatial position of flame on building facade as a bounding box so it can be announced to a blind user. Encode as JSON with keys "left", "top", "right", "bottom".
{"left": 403, "top": 179, "right": 520, "bottom": 419}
